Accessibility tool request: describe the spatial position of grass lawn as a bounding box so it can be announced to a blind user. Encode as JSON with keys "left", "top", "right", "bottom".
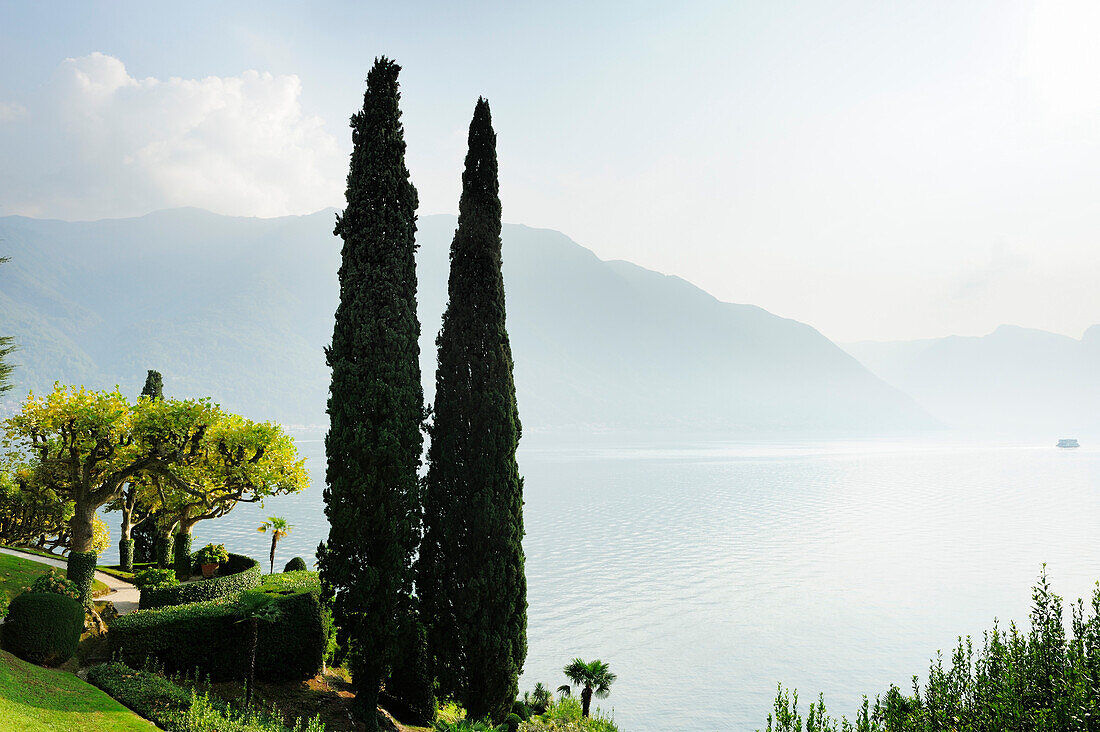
{"left": 0, "top": 552, "right": 109, "bottom": 602}
{"left": 0, "top": 650, "right": 156, "bottom": 731}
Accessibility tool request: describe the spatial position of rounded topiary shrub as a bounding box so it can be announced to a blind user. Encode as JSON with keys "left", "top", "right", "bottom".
{"left": 1, "top": 591, "right": 84, "bottom": 665}
{"left": 283, "top": 556, "right": 307, "bottom": 572}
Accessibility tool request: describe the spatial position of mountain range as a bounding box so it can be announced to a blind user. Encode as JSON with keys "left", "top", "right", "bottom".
{"left": 0, "top": 208, "right": 932, "bottom": 436}
{"left": 845, "top": 325, "right": 1100, "bottom": 438}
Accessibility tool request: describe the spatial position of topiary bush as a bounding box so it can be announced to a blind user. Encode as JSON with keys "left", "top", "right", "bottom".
{"left": 283, "top": 556, "right": 307, "bottom": 572}
{"left": 139, "top": 553, "right": 261, "bottom": 609}
{"left": 110, "top": 571, "right": 330, "bottom": 681}
{"left": 1, "top": 591, "right": 84, "bottom": 665}
{"left": 66, "top": 550, "right": 98, "bottom": 605}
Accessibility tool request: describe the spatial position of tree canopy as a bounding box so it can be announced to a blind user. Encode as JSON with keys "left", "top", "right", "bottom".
{"left": 2, "top": 384, "right": 305, "bottom": 594}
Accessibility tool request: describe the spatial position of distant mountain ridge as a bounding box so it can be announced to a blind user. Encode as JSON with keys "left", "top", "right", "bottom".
{"left": 845, "top": 325, "right": 1100, "bottom": 436}
{"left": 0, "top": 208, "right": 933, "bottom": 435}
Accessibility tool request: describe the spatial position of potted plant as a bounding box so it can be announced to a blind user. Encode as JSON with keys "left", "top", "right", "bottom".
{"left": 195, "top": 543, "right": 229, "bottom": 578}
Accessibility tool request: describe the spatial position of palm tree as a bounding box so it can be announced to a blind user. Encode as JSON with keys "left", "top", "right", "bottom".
{"left": 257, "top": 516, "right": 293, "bottom": 574}
{"left": 562, "top": 658, "right": 616, "bottom": 718}
{"left": 526, "top": 682, "right": 552, "bottom": 714}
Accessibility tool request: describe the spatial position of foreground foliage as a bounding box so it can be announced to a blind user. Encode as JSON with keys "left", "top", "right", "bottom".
{"left": 762, "top": 568, "right": 1100, "bottom": 732}
{"left": 88, "top": 661, "right": 325, "bottom": 732}
{"left": 519, "top": 698, "right": 619, "bottom": 732}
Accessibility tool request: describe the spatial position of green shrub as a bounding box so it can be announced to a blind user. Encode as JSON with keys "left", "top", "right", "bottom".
{"left": 520, "top": 698, "right": 618, "bottom": 732}
{"left": 1, "top": 591, "right": 84, "bottom": 665}
{"left": 110, "top": 571, "right": 328, "bottom": 681}
{"left": 139, "top": 553, "right": 261, "bottom": 609}
{"left": 29, "top": 568, "right": 81, "bottom": 600}
{"left": 195, "top": 543, "right": 229, "bottom": 566}
{"left": 88, "top": 661, "right": 326, "bottom": 731}
{"left": 435, "top": 721, "right": 505, "bottom": 732}
{"left": 283, "top": 556, "right": 307, "bottom": 572}
{"left": 134, "top": 567, "right": 178, "bottom": 590}
{"left": 87, "top": 660, "right": 192, "bottom": 720}
{"left": 66, "top": 550, "right": 98, "bottom": 605}
{"left": 761, "top": 569, "right": 1100, "bottom": 732}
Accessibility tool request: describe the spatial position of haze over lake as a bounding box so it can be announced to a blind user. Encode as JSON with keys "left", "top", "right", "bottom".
{"left": 97, "top": 435, "right": 1100, "bottom": 731}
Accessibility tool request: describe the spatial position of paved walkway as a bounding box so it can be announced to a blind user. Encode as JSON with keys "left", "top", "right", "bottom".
{"left": 0, "top": 546, "right": 140, "bottom": 615}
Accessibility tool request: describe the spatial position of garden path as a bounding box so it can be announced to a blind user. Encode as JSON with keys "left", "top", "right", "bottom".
{"left": 0, "top": 547, "right": 140, "bottom": 615}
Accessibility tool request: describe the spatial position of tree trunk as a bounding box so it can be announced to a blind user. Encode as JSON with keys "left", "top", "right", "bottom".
{"left": 245, "top": 616, "right": 258, "bottom": 708}
{"left": 581, "top": 687, "right": 592, "bottom": 718}
{"left": 69, "top": 501, "right": 96, "bottom": 554}
{"left": 269, "top": 535, "right": 276, "bottom": 575}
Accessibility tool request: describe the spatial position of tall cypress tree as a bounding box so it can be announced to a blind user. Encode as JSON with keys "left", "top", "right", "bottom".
{"left": 140, "top": 369, "right": 163, "bottom": 400}
{"left": 419, "top": 98, "right": 526, "bottom": 723}
{"left": 319, "top": 57, "right": 423, "bottom": 730}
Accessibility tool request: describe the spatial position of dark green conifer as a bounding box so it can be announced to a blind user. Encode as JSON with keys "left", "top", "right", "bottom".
{"left": 140, "top": 369, "right": 163, "bottom": 400}
{"left": 318, "top": 57, "right": 423, "bottom": 730}
{"left": 418, "top": 98, "right": 527, "bottom": 723}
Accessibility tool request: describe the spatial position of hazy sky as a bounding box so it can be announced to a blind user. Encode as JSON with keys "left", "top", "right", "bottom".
{"left": 1, "top": 0, "right": 1098, "bottom": 343}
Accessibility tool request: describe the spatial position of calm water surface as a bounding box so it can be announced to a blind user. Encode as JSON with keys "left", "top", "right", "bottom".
{"left": 105, "top": 438, "right": 1100, "bottom": 731}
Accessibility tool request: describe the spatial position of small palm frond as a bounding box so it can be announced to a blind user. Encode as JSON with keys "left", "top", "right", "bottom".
{"left": 557, "top": 684, "right": 572, "bottom": 698}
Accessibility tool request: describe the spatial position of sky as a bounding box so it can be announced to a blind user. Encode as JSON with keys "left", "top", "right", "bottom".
{"left": 1, "top": 0, "right": 1099, "bottom": 343}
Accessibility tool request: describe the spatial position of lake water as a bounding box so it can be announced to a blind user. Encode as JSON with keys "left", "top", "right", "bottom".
{"left": 102, "top": 437, "right": 1100, "bottom": 731}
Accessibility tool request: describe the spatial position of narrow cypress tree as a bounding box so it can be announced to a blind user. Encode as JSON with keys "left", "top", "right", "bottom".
{"left": 123, "top": 370, "right": 163, "bottom": 571}
{"left": 319, "top": 57, "right": 423, "bottom": 730}
{"left": 418, "top": 98, "right": 527, "bottom": 723}
{"left": 140, "top": 369, "right": 163, "bottom": 400}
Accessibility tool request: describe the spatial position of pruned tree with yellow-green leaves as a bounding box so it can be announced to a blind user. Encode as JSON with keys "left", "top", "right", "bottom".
{"left": 148, "top": 416, "right": 308, "bottom": 578}
{"left": 2, "top": 384, "right": 306, "bottom": 598}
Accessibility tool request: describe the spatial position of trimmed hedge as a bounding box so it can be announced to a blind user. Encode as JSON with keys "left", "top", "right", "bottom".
{"left": 283, "top": 556, "right": 307, "bottom": 572}
{"left": 2, "top": 591, "right": 84, "bottom": 665}
{"left": 119, "top": 538, "right": 135, "bottom": 573}
{"left": 67, "top": 550, "right": 98, "bottom": 605}
{"left": 110, "top": 571, "right": 329, "bottom": 681}
{"left": 173, "top": 532, "right": 193, "bottom": 579}
{"left": 139, "top": 553, "right": 260, "bottom": 609}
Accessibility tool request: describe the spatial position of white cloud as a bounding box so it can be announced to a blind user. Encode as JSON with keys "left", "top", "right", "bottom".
{"left": 0, "top": 53, "right": 344, "bottom": 219}
{"left": 0, "top": 102, "right": 26, "bottom": 121}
